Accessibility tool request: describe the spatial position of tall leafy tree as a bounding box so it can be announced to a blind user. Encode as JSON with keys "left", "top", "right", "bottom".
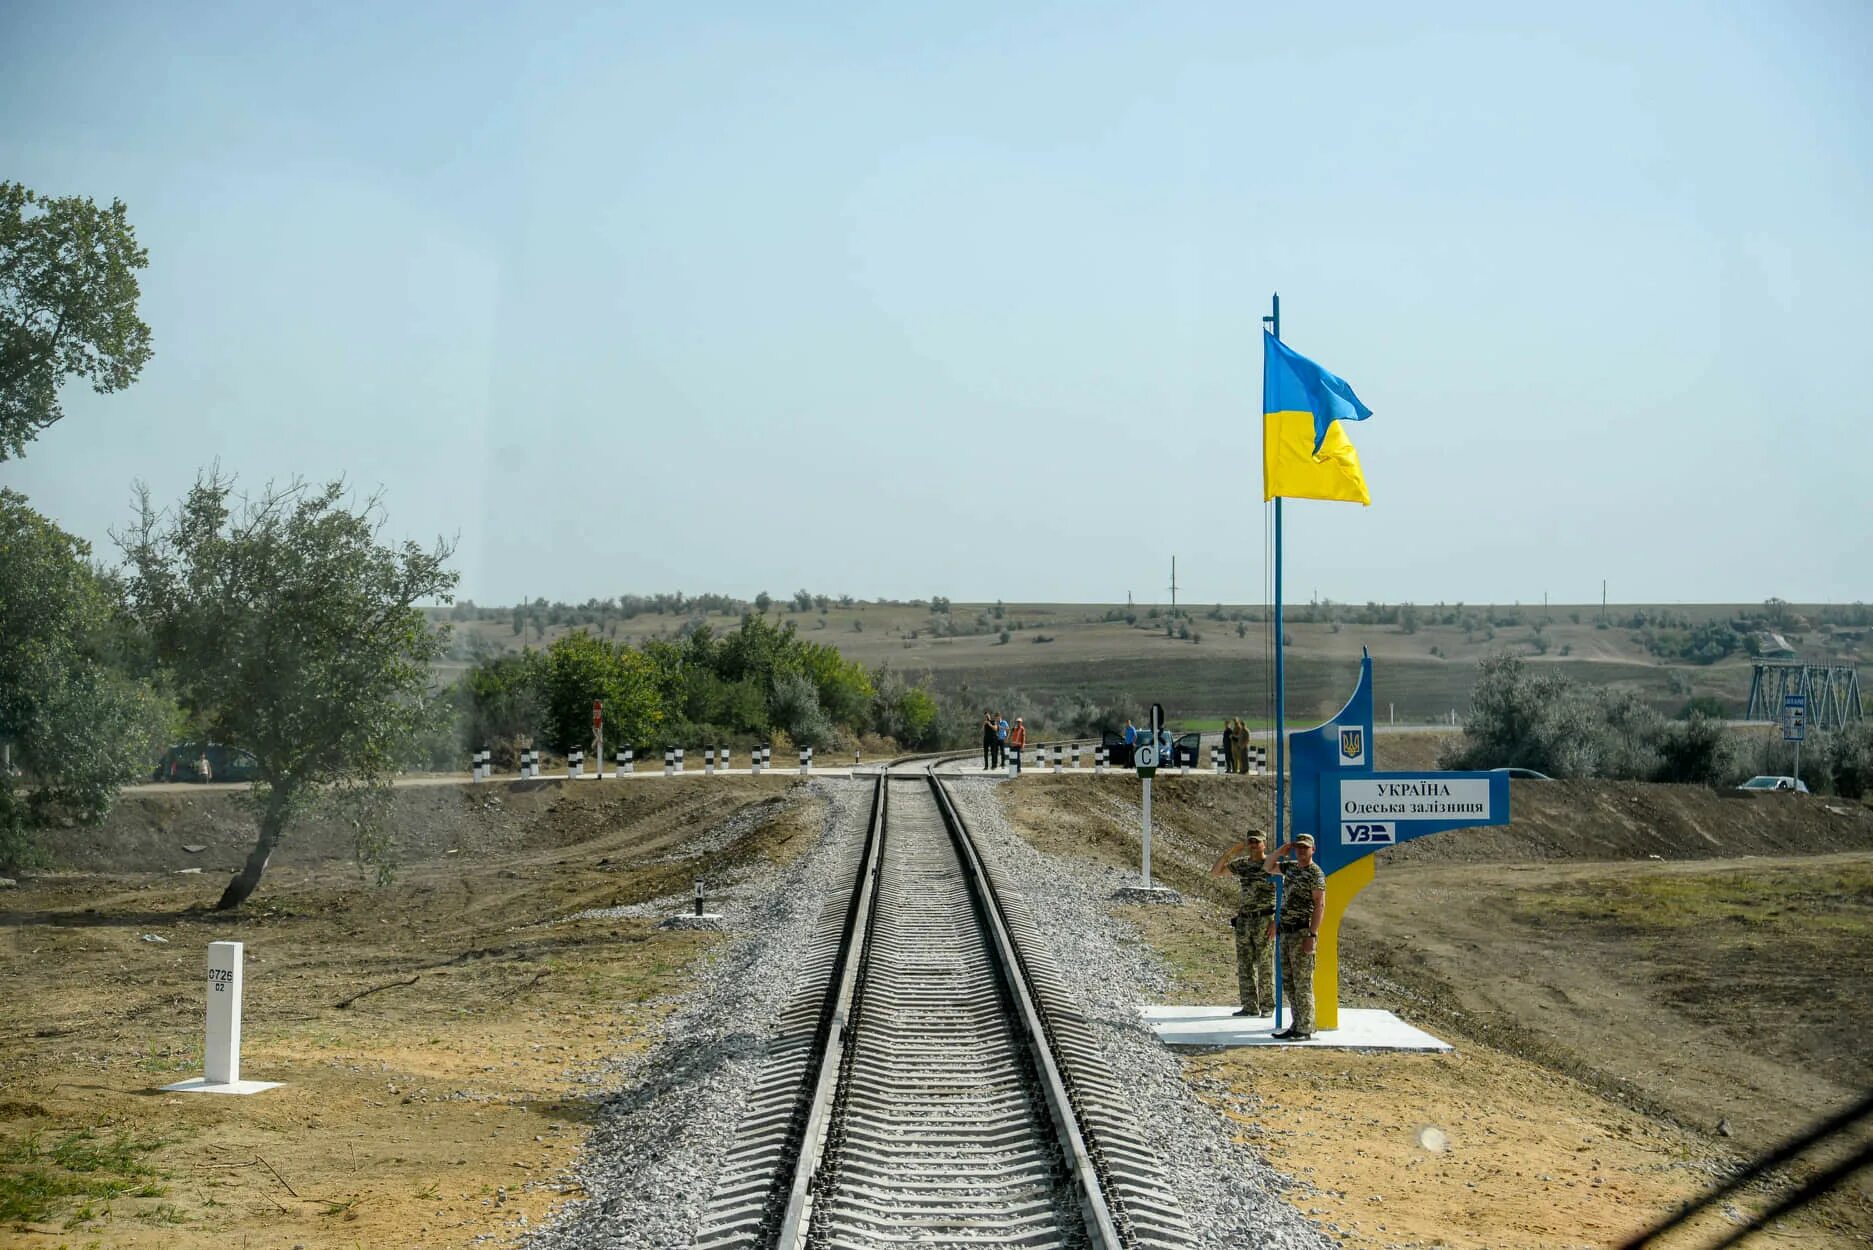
{"left": 118, "top": 472, "right": 457, "bottom": 908}
{"left": 542, "top": 630, "right": 662, "bottom": 753}
{"left": 0, "top": 183, "right": 154, "bottom": 459}
{"left": 0, "top": 490, "right": 172, "bottom": 869}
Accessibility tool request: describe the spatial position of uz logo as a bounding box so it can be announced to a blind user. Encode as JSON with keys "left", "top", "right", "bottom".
{"left": 1342, "top": 822, "right": 1394, "bottom": 845}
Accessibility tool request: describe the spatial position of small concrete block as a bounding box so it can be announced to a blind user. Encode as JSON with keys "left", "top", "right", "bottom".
{"left": 1140, "top": 1005, "right": 1452, "bottom": 1052}
{"left": 659, "top": 913, "right": 726, "bottom": 931}
{"left": 1110, "top": 885, "right": 1183, "bottom": 905}
{"left": 160, "top": 1077, "right": 283, "bottom": 1095}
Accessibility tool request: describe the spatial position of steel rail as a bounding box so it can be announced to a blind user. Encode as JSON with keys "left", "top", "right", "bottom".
{"left": 771, "top": 772, "right": 890, "bottom": 1246}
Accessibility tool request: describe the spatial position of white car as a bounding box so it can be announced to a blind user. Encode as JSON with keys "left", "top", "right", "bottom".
{"left": 1737, "top": 775, "right": 1809, "bottom": 794}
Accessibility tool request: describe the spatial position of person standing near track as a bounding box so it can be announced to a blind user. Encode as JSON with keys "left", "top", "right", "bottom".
{"left": 1210, "top": 831, "right": 1276, "bottom": 1016}
{"left": 981, "top": 711, "right": 999, "bottom": 771}
{"left": 1009, "top": 716, "right": 1027, "bottom": 772}
{"left": 1221, "top": 720, "right": 1237, "bottom": 774}
{"left": 995, "top": 712, "right": 1010, "bottom": 768}
{"left": 1264, "top": 833, "right": 1327, "bottom": 1039}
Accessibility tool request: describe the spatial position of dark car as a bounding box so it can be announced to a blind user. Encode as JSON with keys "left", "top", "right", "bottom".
{"left": 153, "top": 742, "right": 262, "bottom": 783}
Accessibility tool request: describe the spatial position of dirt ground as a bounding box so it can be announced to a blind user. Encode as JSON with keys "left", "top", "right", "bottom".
{"left": 0, "top": 777, "right": 825, "bottom": 1248}
{"left": 1005, "top": 774, "right": 1873, "bottom": 1249}
{"left": 6, "top": 765, "right": 1871, "bottom": 1249}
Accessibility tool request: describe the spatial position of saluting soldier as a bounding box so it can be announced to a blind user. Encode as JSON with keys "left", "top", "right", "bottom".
{"left": 1210, "top": 831, "right": 1276, "bottom": 1016}
{"left": 1264, "top": 833, "right": 1327, "bottom": 1040}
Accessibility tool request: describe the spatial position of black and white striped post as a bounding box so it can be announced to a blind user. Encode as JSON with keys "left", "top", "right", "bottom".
{"left": 674, "top": 747, "right": 685, "bottom": 774}
{"left": 1006, "top": 748, "right": 1019, "bottom": 778}
{"left": 762, "top": 744, "right": 773, "bottom": 771}
{"left": 1095, "top": 745, "right": 1107, "bottom": 773}
{"left": 1052, "top": 744, "right": 1062, "bottom": 774}
{"left": 750, "top": 744, "right": 762, "bottom": 776}
{"left": 567, "top": 749, "right": 583, "bottom": 779}
{"left": 1250, "top": 745, "right": 1267, "bottom": 774}
{"left": 719, "top": 745, "right": 730, "bottom": 773}
{"left": 470, "top": 748, "right": 487, "bottom": 783}
{"left": 517, "top": 748, "right": 534, "bottom": 779}
{"left": 798, "top": 746, "right": 812, "bottom": 775}
{"left": 663, "top": 747, "right": 674, "bottom": 777}
{"left": 1072, "top": 743, "right": 1082, "bottom": 770}
{"left": 616, "top": 747, "right": 632, "bottom": 776}
{"left": 704, "top": 747, "right": 716, "bottom": 776}
{"left": 1212, "top": 745, "right": 1224, "bottom": 773}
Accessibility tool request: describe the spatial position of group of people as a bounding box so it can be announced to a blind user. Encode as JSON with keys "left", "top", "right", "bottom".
{"left": 1210, "top": 830, "right": 1328, "bottom": 1040}
{"left": 1217, "top": 718, "right": 1258, "bottom": 772}
{"left": 979, "top": 711, "right": 1027, "bottom": 770}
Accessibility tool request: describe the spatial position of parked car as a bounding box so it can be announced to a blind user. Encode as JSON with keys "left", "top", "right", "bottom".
{"left": 152, "top": 742, "right": 262, "bottom": 783}
{"left": 1737, "top": 775, "right": 1809, "bottom": 794}
{"left": 1490, "top": 767, "right": 1554, "bottom": 781}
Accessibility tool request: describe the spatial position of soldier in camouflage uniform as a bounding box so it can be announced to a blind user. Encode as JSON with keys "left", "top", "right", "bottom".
{"left": 1265, "top": 833, "right": 1327, "bottom": 1039}
{"left": 1212, "top": 832, "right": 1276, "bottom": 1016}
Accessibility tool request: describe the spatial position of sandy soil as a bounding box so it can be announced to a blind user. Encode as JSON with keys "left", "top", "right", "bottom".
{"left": 1004, "top": 774, "right": 1873, "bottom": 1248}
{"left": 0, "top": 777, "right": 823, "bottom": 1247}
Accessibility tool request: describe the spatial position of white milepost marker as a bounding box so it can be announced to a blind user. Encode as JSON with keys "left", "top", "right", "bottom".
{"left": 1141, "top": 773, "right": 1153, "bottom": 886}
{"left": 162, "top": 941, "right": 280, "bottom": 1095}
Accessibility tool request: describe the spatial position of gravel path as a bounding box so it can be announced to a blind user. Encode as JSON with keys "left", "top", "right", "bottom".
{"left": 947, "top": 778, "right": 1333, "bottom": 1250}
{"left": 526, "top": 779, "right": 872, "bottom": 1250}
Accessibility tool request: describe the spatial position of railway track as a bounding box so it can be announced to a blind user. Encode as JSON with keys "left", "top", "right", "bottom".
{"left": 694, "top": 764, "right": 1193, "bottom": 1249}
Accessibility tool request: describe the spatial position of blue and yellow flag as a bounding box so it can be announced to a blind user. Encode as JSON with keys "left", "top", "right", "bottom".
{"left": 1263, "top": 332, "right": 1372, "bottom": 505}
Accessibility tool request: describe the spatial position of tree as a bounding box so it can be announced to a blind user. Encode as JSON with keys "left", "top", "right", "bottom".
{"left": 1, "top": 183, "right": 154, "bottom": 460}
{"left": 459, "top": 650, "right": 548, "bottom": 763}
{"left": 118, "top": 473, "right": 457, "bottom": 908}
{"left": 0, "top": 491, "right": 172, "bottom": 868}
{"left": 542, "top": 630, "right": 662, "bottom": 752}
{"left": 754, "top": 590, "right": 772, "bottom": 614}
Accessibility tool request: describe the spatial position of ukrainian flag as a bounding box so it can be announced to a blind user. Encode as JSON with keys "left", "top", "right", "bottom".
{"left": 1263, "top": 331, "right": 1372, "bottom": 505}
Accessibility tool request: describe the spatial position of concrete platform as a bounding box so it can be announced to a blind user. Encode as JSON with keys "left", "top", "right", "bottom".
{"left": 1140, "top": 1005, "right": 1452, "bottom": 1052}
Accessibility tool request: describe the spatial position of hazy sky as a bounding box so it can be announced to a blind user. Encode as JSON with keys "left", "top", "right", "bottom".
{"left": 4, "top": 2, "right": 1868, "bottom": 608}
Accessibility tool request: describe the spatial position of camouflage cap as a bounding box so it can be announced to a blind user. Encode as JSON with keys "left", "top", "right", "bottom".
{"left": 1294, "top": 834, "right": 1316, "bottom": 847}
{"left": 1243, "top": 830, "right": 1266, "bottom": 843}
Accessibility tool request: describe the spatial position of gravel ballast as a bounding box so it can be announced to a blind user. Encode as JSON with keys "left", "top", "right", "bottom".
{"left": 530, "top": 774, "right": 1328, "bottom": 1249}
{"left": 947, "top": 779, "right": 1333, "bottom": 1250}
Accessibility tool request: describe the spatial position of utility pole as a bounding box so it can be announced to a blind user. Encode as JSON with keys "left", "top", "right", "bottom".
{"left": 1168, "top": 556, "right": 1178, "bottom": 613}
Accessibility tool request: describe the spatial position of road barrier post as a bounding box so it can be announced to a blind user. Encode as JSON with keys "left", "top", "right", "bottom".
{"left": 616, "top": 747, "right": 632, "bottom": 776}
{"left": 720, "top": 745, "right": 730, "bottom": 772}
{"left": 674, "top": 747, "right": 685, "bottom": 774}
{"left": 705, "top": 747, "right": 716, "bottom": 775}
{"left": 799, "top": 746, "right": 812, "bottom": 775}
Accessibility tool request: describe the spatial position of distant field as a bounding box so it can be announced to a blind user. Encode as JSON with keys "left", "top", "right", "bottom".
{"left": 430, "top": 600, "right": 1867, "bottom": 722}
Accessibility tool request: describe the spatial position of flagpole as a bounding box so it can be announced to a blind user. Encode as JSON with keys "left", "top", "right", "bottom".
{"left": 1265, "top": 291, "right": 1287, "bottom": 1032}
